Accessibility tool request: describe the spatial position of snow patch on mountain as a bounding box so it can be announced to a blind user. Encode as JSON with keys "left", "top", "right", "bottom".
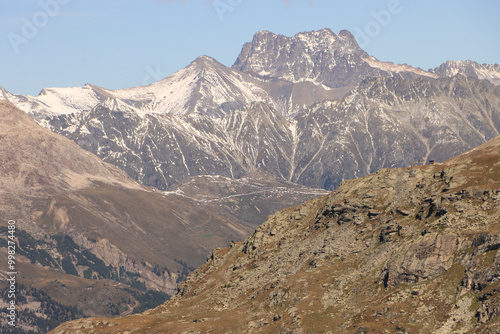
{"left": 363, "top": 56, "right": 438, "bottom": 78}
{"left": 5, "top": 84, "right": 110, "bottom": 119}
{"left": 0, "top": 86, "right": 7, "bottom": 100}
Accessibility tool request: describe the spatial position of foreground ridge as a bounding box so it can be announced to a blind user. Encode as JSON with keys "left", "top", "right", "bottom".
{"left": 52, "top": 135, "right": 500, "bottom": 333}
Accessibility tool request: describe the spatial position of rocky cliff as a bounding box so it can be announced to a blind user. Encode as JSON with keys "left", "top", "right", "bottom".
{"left": 233, "top": 29, "right": 437, "bottom": 88}
{"left": 51, "top": 134, "right": 500, "bottom": 333}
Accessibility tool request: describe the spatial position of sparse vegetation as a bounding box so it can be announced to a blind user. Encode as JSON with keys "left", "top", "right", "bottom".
{"left": 123, "top": 288, "right": 170, "bottom": 314}
{"left": 0, "top": 284, "right": 85, "bottom": 334}
{"left": 61, "top": 257, "right": 79, "bottom": 276}
{"left": 0, "top": 227, "right": 59, "bottom": 268}
{"left": 174, "top": 258, "right": 196, "bottom": 283}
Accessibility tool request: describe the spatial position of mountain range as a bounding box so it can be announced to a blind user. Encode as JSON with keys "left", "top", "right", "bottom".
{"left": 1, "top": 27, "right": 500, "bottom": 333}
{"left": 3, "top": 29, "right": 500, "bottom": 192}
{"left": 33, "top": 75, "right": 500, "bottom": 191}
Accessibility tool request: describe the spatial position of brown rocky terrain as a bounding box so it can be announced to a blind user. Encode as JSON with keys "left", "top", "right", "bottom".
{"left": 51, "top": 134, "right": 500, "bottom": 333}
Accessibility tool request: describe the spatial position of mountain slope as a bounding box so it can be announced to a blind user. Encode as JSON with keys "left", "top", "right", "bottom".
{"left": 289, "top": 74, "right": 500, "bottom": 189}
{"left": 0, "top": 100, "right": 325, "bottom": 333}
{"left": 51, "top": 134, "right": 500, "bottom": 334}
{"left": 42, "top": 100, "right": 302, "bottom": 190}
{"left": 0, "top": 98, "right": 249, "bottom": 285}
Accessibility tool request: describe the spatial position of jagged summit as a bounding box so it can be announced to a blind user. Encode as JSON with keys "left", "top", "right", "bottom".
{"left": 250, "top": 28, "right": 362, "bottom": 53}
{"left": 8, "top": 28, "right": 499, "bottom": 121}
{"left": 233, "top": 29, "right": 435, "bottom": 88}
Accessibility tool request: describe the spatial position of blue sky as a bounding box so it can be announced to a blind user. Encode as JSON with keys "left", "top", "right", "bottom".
{"left": 1, "top": 0, "right": 499, "bottom": 96}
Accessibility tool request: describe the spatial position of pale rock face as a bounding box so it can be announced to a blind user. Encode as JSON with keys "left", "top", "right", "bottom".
{"left": 384, "top": 233, "right": 459, "bottom": 287}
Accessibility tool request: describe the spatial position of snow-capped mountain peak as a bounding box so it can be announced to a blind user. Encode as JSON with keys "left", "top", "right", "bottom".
{"left": 108, "top": 54, "right": 275, "bottom": 117}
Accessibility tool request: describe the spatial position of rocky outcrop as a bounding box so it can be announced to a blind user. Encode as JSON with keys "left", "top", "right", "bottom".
{"left": 383, "top": 233, "right": 459, "bottom": 287}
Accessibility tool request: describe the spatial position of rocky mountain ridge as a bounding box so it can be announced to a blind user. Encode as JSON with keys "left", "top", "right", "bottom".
{"left": 51, "top": 133, "right": 500, "bottom": 334}
{"left": 2, "top": 29, "right": 498, "bottom": 194}
{"left": 3, "top": 54, "right": 345, "bottom": 120}
{"left": 5, "top": 29, "right": 500, "bottom": 122}
{"left": 432, "top": 60, "right": 500, "bottom": 86}
{"left": 233, "top": 28, "right": 437, "bottom": 88}
{"left": 2, "top": 29, "right": 499, "bottom": 194}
